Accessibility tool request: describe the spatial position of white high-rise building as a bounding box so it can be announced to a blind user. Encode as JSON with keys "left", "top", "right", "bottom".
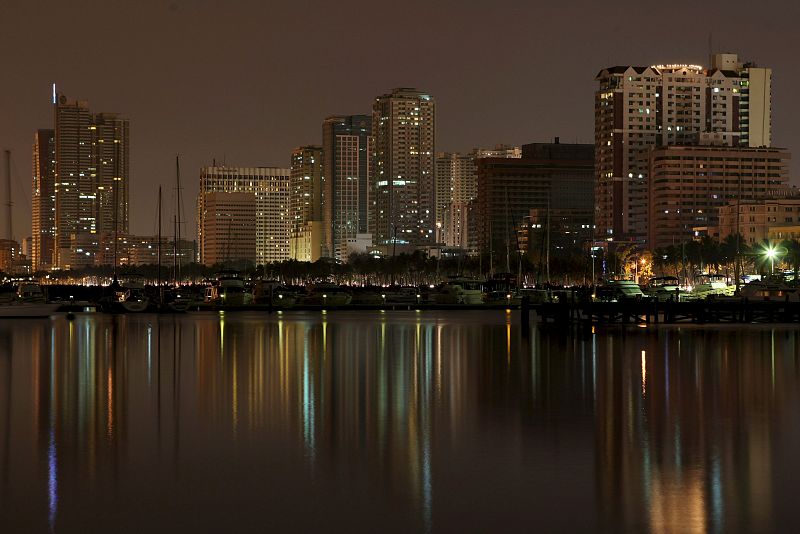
{"left": 197, "top": 166, "right": 290, "bottom": 264}
{"left": 595, "top": 53, "right": 773, "bottom": 242}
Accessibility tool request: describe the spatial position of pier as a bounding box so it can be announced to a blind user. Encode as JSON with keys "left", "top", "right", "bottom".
{"left": 536, "top": 297, "right": 800, "bottom": 325}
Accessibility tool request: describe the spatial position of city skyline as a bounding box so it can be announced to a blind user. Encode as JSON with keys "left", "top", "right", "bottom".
{"left": 1, "top": 1, "right": 798, "bottom": 240}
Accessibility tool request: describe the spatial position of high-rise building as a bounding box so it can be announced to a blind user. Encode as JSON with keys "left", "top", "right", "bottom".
{"left": 53, "top": 94, "right": 92, "bottom": 268}
{"left": 289, "top": 146, "right": 323, "bottom": 261}
{"left": 435, "top": 152, "right": 476, "bottom": 248}
{"left": 199, "top": 192, "right": 257, "bottom": 266}
{"left": 473, "top": 145, "right": 522, "bottom": 159}
{"left": 436, "top": 146, "right": 522, "bottom": 249}
{"left": 197, "top": 166, "right": 290, "bottom": 264}
{"left": 372, "top": 88, "right": 435, "bottom": 252}
{"left": 648, "top": 145, "right": 791, "bottom": 249}
{"left": 476, "top": 141, "right": 594, "bottom": 258}
{"left": 31, "top": 129, "right": 55, "bottom": 271}
{"left": 322, "top": 115, "right": 373, "bottom": 261}
{"left": 595, "top": 54, "right": 773, "bottom": 242}
{"left": 93, "top": 113, "right": 130, "bottom": 239}
{"left": 51, "top": 93, "right": 129, "bottom": 269}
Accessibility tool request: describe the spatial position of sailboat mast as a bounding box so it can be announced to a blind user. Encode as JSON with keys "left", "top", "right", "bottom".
{"left": 157, "top": 186, "right": 162, "bottom": 289}
{"left": 112, "top": 147, "right": 119, "bottom": 283}
{"left": 504, "top": 186, "right": 510, "bottom": 273}
{"left": 545, "top": 197, "right": 550, "bottom": 285}
{"left": 176, "top": 154, "right": 182, "bottom": 284}
{"left": 4, "top": 150, "right": 11, "bottom": 241}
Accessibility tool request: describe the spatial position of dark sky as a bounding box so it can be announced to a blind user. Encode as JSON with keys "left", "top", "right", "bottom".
{"left": 1, "top": 0, "right": 798, "bottom": 239}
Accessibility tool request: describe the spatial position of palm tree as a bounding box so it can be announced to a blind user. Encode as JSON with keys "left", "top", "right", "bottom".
{"left": 780, "top": 239, "right": 800, "bottom": 281}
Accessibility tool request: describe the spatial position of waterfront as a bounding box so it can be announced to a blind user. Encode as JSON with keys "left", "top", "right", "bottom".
{"left": 1, "top": 312, "right": 800, "bottom": 533}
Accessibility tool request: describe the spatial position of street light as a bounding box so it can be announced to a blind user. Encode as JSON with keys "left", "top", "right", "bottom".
{"left": 765, "top": 246, "right": 777, "bottom": 274}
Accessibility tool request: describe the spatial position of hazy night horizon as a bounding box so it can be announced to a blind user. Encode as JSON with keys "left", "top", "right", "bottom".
{"left": 1, "top": 0, "right": 798, "bottom": 236}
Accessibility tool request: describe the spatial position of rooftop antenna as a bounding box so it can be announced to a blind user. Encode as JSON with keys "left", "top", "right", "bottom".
{"left": 4, "top": 150, "right": 11, "bottom": 241}
{"left": 708, "top": 33, "right": 714, "bottom": 63}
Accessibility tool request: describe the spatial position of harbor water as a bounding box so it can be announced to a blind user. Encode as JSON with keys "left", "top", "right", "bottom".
{"left": 1, "top": 311, "right": 799, "bottom": 532}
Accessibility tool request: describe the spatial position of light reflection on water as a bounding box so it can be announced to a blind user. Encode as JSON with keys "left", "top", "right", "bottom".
{"left": 0, "top": 313, "right": 799, "bottom": 533}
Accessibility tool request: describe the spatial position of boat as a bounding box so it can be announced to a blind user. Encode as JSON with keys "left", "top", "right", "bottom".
{"left": 738, "top": 275, "right": 800, "bottom": 301}
{"left": 643, "top": 276, "right": 684, "bottom": 301}
{"left": 0, "top": 284, "right": 60, "bottom": 318}
{"left": 161, "top": 287, "right": 194, "bottom": 312}
{"left": 16, "top": 282, "right": 49, "bottom": 302}
{"left": 205, "top": 273, "right": 254, "bottom": 306}
{"left": 302, "top": 283, "right": 352, "bottom": 306}
{"left": 596, "top": 279, "right": 645, "bottom": 302}
{"left": 687, "top": 274, "right": 735, "bottom": 300}
{"left": 253, "top": 280, "right": 297, "bottom": 307}
{"left": 385, "top": 286, "right": 422, "bottom": 305}
{"left": 350, "top": 287, "right": 384, "bottom": 305}
{"left": 432, "top": 278, "right": 484, "bottom": 305}
{"left": 0, "top": 300, "right": 61, "bottom": 318}
{"left": 484, "top": 290, "right": 521, "bottom": 306}
{"left": 111, "top": 277, "right": 151, "bottom": 312}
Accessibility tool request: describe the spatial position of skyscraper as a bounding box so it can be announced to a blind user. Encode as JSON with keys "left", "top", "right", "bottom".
{"left": 199, "top": 192, "right": 257, "bottom": 266}
{"left": 435, "top": 152, "right": 476, "bottom": 248}
{"left": 372, "top": 88, "right": 435, "bottom": 252}
{"left": 435, "top": 146, "right": 521, "bottom": 249}
{"left": 197, "top": 166, "right": 290, "bottom": 264}
{"left": 289, "top": 146, "right": 323, "bottom": 261}
{"left": 93, "top": 113, "right": 130, "bottom": 239}
{"left": 31, "top": 129, "right": 55, "bottom": 271}
{"left": 322, "top": 115, "right": 373, "bottom": 260}
{"left": 594, "top": 54, "right": 772, "bottom": 242}
{"left": 476, "top": 141, "right": 594, "bottom": 258}
{"left": 51, "top": 93, "right": 129, "bottom": 269}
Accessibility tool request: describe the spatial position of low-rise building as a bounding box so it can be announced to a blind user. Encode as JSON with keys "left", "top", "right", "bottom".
{"left": 714, "top": 198, "right": 800, "bottom": 245}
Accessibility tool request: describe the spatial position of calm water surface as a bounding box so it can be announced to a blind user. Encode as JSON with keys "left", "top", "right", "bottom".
{"left": 1, "top": 311, "right": 799, "bottom": 533}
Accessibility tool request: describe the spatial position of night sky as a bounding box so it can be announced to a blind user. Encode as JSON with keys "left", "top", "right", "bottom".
{"left": 1, "top": 0, "right": 798, "bottom": 239}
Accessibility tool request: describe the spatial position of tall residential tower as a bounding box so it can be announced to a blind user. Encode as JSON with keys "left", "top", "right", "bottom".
{"left": 51, "top": 93, "right": 130, "bottom": 269}
{"left": 31, "top": 129, "right": 55, "bottom": 271}
{"left": 289, "top": 146, "right": 323, "bottom": 261}
{"left": 594, "top": 54, "right": 772, "bottom": 242}
{"left": 322, "top": 115, "right": 373, "bottom": 260}
{"left": 372, "top": 88, "right": 435, "bottom": 252}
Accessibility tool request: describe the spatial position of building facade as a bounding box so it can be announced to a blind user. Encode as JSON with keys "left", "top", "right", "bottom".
{"left": 714, "top": 198, "right": 800, "bottom": 245}
{"left": 322, "top": 115, "right": 373, "bottom": 261}
{"left": 197, "top": 166, "right": 290, "bottom": 264}
{"left": 372, "top": 88, "right": 435, "bottom": 251}
{"left": 476, "top": 141, "right": 594, "bottom": 259}
{"left": 595, "top": 54, "right": 773, "bottom": 242}
{"left": 198, "top": 192, "right": 257, "bottom": 266}
{"left": 435, "top": 152, "right": 475, "bottom": 247}
{"left": 51, "top": 93, "right": 130, "bottom": 270}
{"left": 289, "top": 146, "right": 323, "bottom": 261}
{"left": 435, "top": 146, "right": 521, "bottom": 249}
{"left": 31, "top": 129, "right": 55, "bottom": 271}
{"left": 648, "top": 145, "right": 790, "bottom": 249}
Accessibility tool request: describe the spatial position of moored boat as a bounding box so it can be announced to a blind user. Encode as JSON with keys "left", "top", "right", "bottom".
{"left": 302, "top": 283, "right": 352, "bottom": 306}
{"left": 432, "top": 278, "right": 484, "bottom": 305}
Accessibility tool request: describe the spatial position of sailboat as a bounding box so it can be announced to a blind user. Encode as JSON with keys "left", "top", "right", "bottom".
{"left": 0, "top": 150, "right": 61, "bottom": 318}
{"left": 102, "top": 151, "right": 150, "bottom": 313}
{"left": 162, "top": 155, "right": 192, "bottom": 312}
